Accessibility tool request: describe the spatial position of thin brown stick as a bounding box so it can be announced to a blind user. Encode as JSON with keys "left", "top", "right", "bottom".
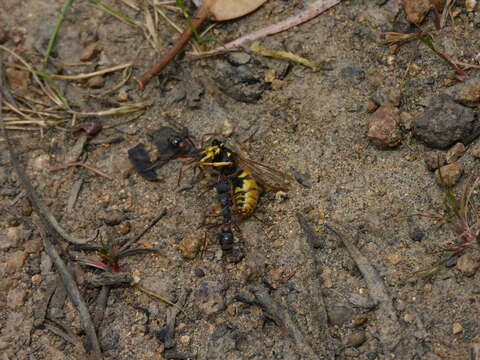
{"left": 325, "top": 223, "right": 400, "bottom": 353}
{"left": 136, "top": 2, "right": 213, "bottom": 89}
{"left": 40, "top": 228, "right": 103, "bottom": 359}
{"left": 119, "top": 208, "right": 167, "bottom": 252}
{"left": 222, "top": 0, "right": 341, "bottom": 50}
{"left": 51, "top": 161, "right": 114, "bottom": 180}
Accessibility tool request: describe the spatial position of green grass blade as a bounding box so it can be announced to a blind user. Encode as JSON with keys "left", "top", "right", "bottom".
{"left": 44, "top": 0, "right": 75, "bottom": 67}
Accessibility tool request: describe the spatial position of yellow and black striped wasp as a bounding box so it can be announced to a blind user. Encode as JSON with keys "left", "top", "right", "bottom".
{"left": 196, "top": 138, "right": 292, "bottom": 219}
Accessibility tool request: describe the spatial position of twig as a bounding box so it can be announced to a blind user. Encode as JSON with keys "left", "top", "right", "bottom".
{"left": 164, "top": 290, "right": 187, "bottom": 349}
{"left": 67, "top": 178, "right": 84, "bottom": 213}
{"left": 325, "top": 223, "right": 400, "bottom": 353}
{"left": 93, "top": 286, "right": 110, "bottom": 329}
{"left": 136, "top": 1, "right": 214, "bottom": 89}
{"left": 2, "top": 56, "right": 102, "bottom": 357}
{"left": 44, "top": 318, "right": 87, "bottom": 355}
{"left": 51, "top": 161, "right": 114, "bottom": 180}
{"left": 0, "top": 57, "right": 97, "bottom": 245}
{"left": 135, "top": 284, "right": 186, "bottom": 314}
{"left": 249, "top": 285, "right": 321, "bottom": 360}
{"left": 119, "top": 208, "right": 167, "bottom": 252}
{"left": 296, "top": 212, "right": 335, "bottom": 357}
{"left": 39, "top": 227, "right": 103, "bottom": 359}
{"left": 222, "top": 0, "right": 341, "bottom": 50}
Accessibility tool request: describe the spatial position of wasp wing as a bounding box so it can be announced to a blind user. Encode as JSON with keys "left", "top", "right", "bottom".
{"left": 227, "top": 138, "right": 292, "bottom": 191}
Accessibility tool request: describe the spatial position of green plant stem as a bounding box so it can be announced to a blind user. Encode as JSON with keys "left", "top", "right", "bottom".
{"left": 44, "top": 0, "right": 75, "bottom": 68}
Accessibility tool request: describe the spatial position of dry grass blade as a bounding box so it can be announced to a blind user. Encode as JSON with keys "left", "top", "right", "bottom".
{"left": 250, "top": 41, "right": 317, "bottom": 70}
{"left": 382, "top": 32, "right": 417, "bottom": 46}
{"left": 72, "top": 102, "right": 150, "bottom": 117}
{"left": 135, "top": 284, "right": 187, "bottom": 315}
{"left": 48, "top": 63, "right": 132, "bottom": 80}
{"left": 87, "top": 0, "right": 145, "bottom": 28}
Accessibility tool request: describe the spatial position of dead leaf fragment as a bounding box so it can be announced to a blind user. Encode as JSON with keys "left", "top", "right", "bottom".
{"left": 193, "top": 0, "right": 267, "bottom": 21}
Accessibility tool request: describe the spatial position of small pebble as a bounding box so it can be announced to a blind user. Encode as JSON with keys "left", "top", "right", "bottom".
{"left": 328, "top": 305, "right": 355, "bottom": 326}
{"left": 404, "top": 0, "right": 431, "bottom": 24}
{"left": 424, "top": 151, "right": 446, "bottom": 171}
{"left": 194, "top": 267, "right": 205, "bottom": 277}
{"left": 80, "top": 41, "right": 102, "bottom": 62}
{"left": 364, "top": 100, "right": 378, "bottom": 113}
{"left": 409, "top": 227, "right": 425, "bottom": 242}
{"left": 115, "top": 221, "right": 131, "bottom": 235}
{"left": 446, "top": 143, "right": 466, "bottom": 164}
{"left": 5, "top": 68, "right": 30, "bottom": 91}
{"left": 275, "top": 191, "right": 288, "bottom": 202}
{"left": 178, "top": 230, "right": 203, "bottom": 260}
{"left": 434, "top": 163, "right": 463, "bottom": 187}
{"left": 441, "top": 76, "right": 480, "bottom": 107}
{"left": 30, "top": 153, "right": 50, "bottom": 171}
{"left": 7, "top": 287, "right": 27, "bottom": 309}
{"left": 344, "top": 330, "right": 366, "bottom": 348}
{"left": 31, "top": 274, "right": 42, "bottom": 284}
{"left": 24, "top": 238, "right": 42, "bottom": 253}
{"left": 403, "top": 313, "right": 415, "bottom": 323}
{"left": 99, "top": 209, "right": 126, "bottom": 226}
{"left": 5, "top": 251, "right": 28, "bottom": 274}
{"left": 19, "top": 198, "right": 33, "bottom": 217}
{"left": 452, "top": 322, "right": 464, "bottom": 335}
{"left": 466, "top": 0, "right": 477, "bottom": 11}
{"left": 457, "top": 253, "right": 480, "bottom": 277}
{"left": 226, "top": 52, "right": 251, "bottom": 65}
{"left": 87, "top": 75, "right": 105, "bottom": 88}
{"left": 117, "top": 89, "right": 129, "bottom": 102}
{"left": 367, "top": 106, "right": 402, "bottom": 149}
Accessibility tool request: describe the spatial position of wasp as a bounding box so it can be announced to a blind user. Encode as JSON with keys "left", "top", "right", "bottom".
{"left": 197, "top": 138, "right": 291, "bottom": 218}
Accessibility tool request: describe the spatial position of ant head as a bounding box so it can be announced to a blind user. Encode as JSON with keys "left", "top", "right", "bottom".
{"left": 211, "top": 139, "right": 222, "bottom": 147}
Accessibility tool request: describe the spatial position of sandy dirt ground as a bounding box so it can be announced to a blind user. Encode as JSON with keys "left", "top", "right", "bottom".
{"left": 1, "top": 0, "right": 480, "bottom": 359}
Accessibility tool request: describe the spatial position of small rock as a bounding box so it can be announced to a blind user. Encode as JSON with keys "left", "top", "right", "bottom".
{"left": 466, "top": 0, "right": 477, "bottom": 12}
{"left": 5, "top": 251, "right": 28, "bottom": 274}
{"left": 434, "top": 163, "right": 463, "bottom": 187}
{"left": 353, "top": 314, "right": 368, "bottom": 327}
{"left": 80, "top": 42, "right": 102, "bottom": 62}
{"left": 373, "top": 86, "right": 402, "bottom": 107}
{"left": 30, "top": 153, "right": 50, "bottom": 171}
{"left": 344, "top": 330, "right": 366, "bottom": 348}
{"left": 446, "top": 143, "right": 466, "bottom": 164}
{"left": 423, "top": 151, "right": 446, "bottom": 171}
{"left": 24, "top": 238, "right": 42, "bottom": 254}
{"left": 409, "top": 227, "right": 425, "bottom": 242}
{"left": 412, "top": 95, "right": 479, "bottom": 149}
{"left": 367, "top": 106, "right": 402, "bottom": 149}
{"left": 452, "top": 322, "right": 464, "bottom": 335}
{"left": 194, "top": 267, "right": 205, "bottom": 277}
{"left": 457, "top": 253, "right": 480, "bottom": 277}
{"left": 40, "top": 252, "right": 53, "bottom": 274}
{"left": 87, "top": 75, "right": 105, "bottom": 88}
{"left": 222, "top": 119, "right": 234, "bottom": 137}
{"left": 472, "top": 142, "right": 480, "bottom": 158}
{"left": 6, "top": 226, "right": 26, "bottom": 244}
{"left": 5, "top": 68, "right": 30, "bottom": 91}
{"left": 328, "top": 305, "right": 355, "bottom": 326}
{"left": 117, "top": 89, "right": 129, "bottom": 102}
{"left": 275, "top": 191, "right": 288, "bottom": 202}
{"left": 20, "top": 198, "right": 33, "bottom": 216}
{"left": 178, "top": 230, "right": 203, "bottom": 260}
{"left": 400, "top": 112, "right": 413, "bottom": 130}
{"left": 404, "top": 0, "right": 431, "bottom": 24}
{"left": 31, "top": 274, "right": 42, "bottom": 284}
{"left": 364, "top": 101, "right": 378, "bottom": 113}
{"left": 403, "top": 313, "right": 416, "bottom": 323}
{"left": 66, "top": 135, "right": 88, "bottom": 163}
{"left": 0, "top": 233, "right": 17, "bottom": 250}
{"left": 227, "top": 52, "right": 251, "bottom": 65}
{"left": 195, "top": 281, "right": 226, "bottom": 316}
{"left": 115, "top": 221, "right": 131, "bottom": 235}
{"left": 99, "top": 209, "right": 126, "bottom": 226}
{"left": 442, "top": 77, "right": 480, "bottom": 107}
{"left": 110, "top": 153, "right": 133, "bottom": 179}
{"left": 7, "top": 287, "right": 27, "bottom": 308}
